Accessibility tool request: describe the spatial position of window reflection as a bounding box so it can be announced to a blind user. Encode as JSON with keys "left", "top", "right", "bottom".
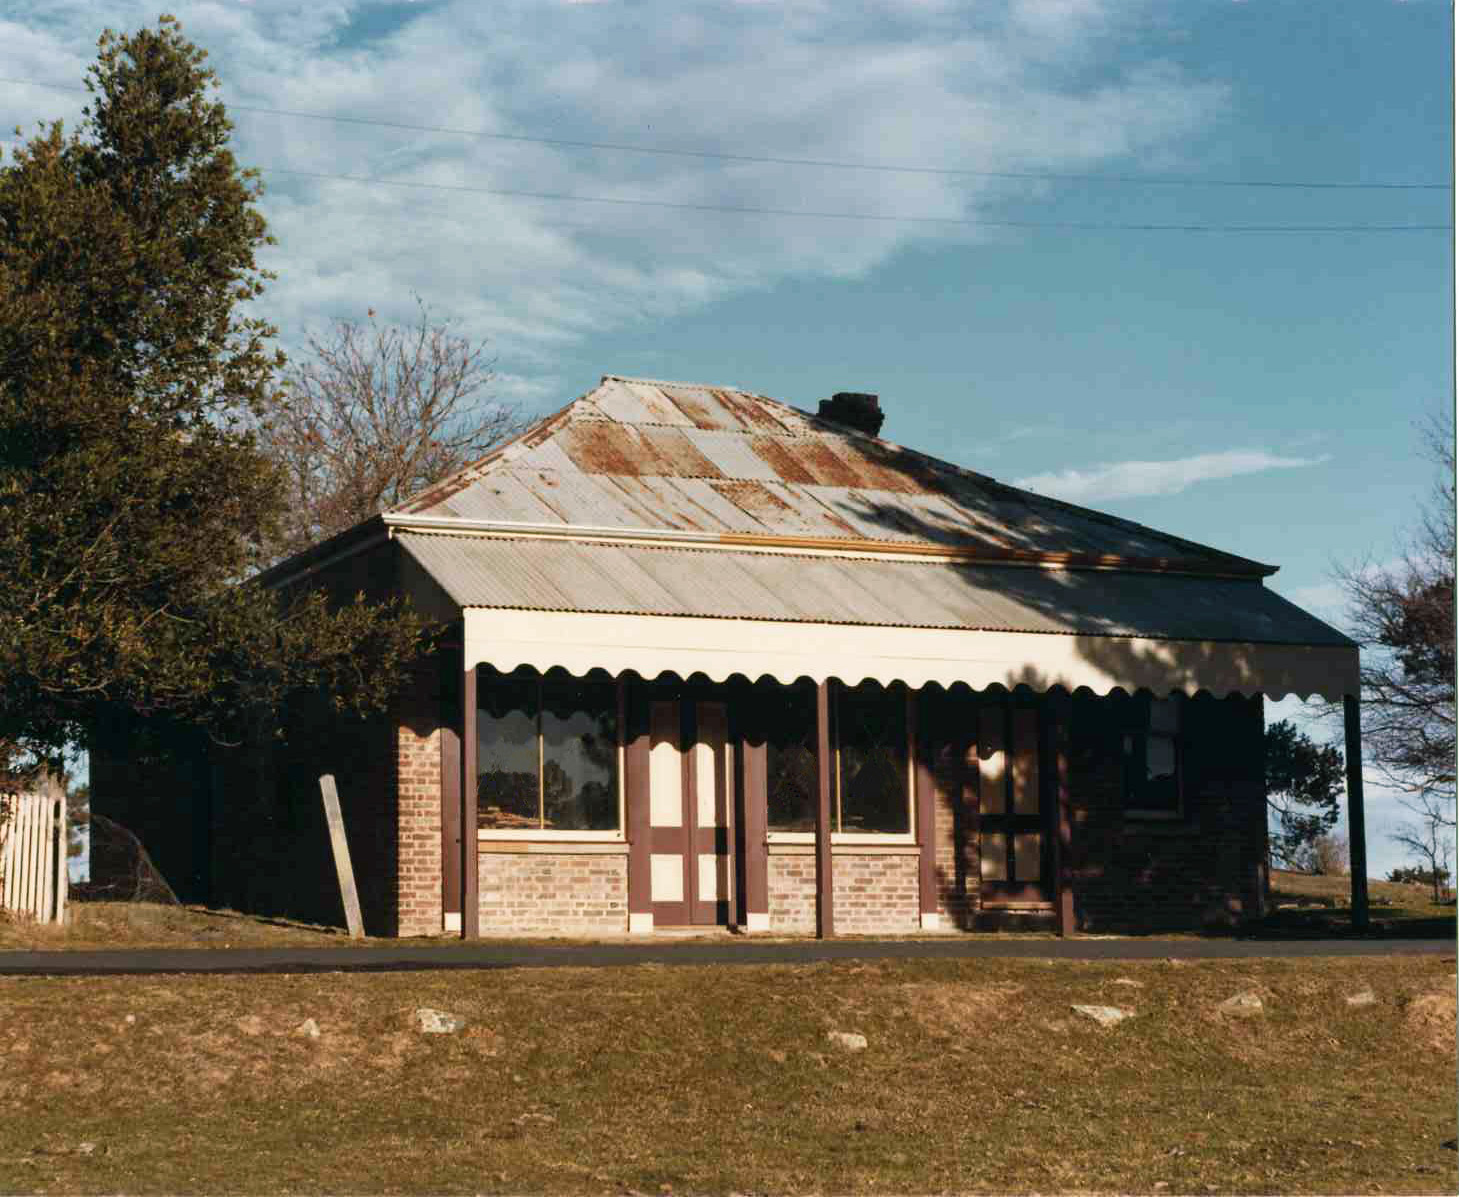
{"left": 477, "top": 672, "right": 539, "bottom": 830}
{"left": 476, "top": 668, "right": 619, "bottom": 832}
{"left": 838, "top": 682, "right": 910, "bottom": 835}
{"left": 762, "top": 680, "right": 912, "bottom": 835}
{"left": 542, "top": 677, "right": 618, "bottom": 831}
{"left": 765, "top": 682, "right": 817, "bottom": 833}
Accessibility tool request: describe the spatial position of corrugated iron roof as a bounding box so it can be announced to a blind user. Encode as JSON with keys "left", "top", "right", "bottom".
{"left": 396, "top": 532, "right": 1352, "bottom": 648}
{"left": 393, "top": 375, "right": 1271, "bottom": 574}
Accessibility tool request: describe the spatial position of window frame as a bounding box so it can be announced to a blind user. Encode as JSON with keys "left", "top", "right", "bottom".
{"left": 766, "top": 682, "right": 916, "bottom": 845}
{"left": 476, "top": 669, "right": 626, "bottom": 841}
{"left": 1122, "top": 692, "right": 1185, "bottom": 822}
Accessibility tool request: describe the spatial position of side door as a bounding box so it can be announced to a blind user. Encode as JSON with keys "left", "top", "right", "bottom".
{"left": 977, "top": 698, "right": 1052, "bottom": 906}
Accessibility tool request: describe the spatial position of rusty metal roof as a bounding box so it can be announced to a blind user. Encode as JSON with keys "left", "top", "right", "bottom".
{"left": 393, "top": 376, "right": 1272, "bottom": 574}
{"left": 396, "top": 532, "right": 1352, "bottom": 648}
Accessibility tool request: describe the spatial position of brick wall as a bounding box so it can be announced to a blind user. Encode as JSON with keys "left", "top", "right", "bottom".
{"left": 767, "top": 849, "right": 921, "bottom": 934}
{"left": 922, "top": 688, "right": 1266, "bottom": 935}
{"left": 395, "top": 659, "right": 445, "bottom": 937}
{"left": 927, "top": 736, "right": 979, "bottom": 930}
{"left": 1067, "top": 691, "right": 1266, "bottom": 932}
{"left": 90, "top": 539, "right": 457, "bottom": 939}
{"left": 478, "top": 850, "right": 628, "bottom": 934}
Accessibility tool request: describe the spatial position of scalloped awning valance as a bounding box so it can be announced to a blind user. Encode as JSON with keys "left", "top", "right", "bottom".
{"left": 461, "top": 608, "right": 1359, "bottom": 701}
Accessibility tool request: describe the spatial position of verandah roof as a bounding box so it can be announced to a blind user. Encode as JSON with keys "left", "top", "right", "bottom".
{"left": 397, "top": 530, "right": 1358, "bottom": 701}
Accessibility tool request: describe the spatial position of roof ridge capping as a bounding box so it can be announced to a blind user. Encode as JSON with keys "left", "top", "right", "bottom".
{"left": 602, "top": 373, "right": 751, "bottom": 391}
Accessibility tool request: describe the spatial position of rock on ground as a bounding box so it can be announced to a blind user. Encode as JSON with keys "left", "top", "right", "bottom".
{"left": 826, "top": 1031, "right": 868, "bottom": 1051}
{"left": 1217, "top": 991, "right": 1264, "bottom": 1018}
{"left": 295, "top": 1018, "right": 321, "bottom": 1039}
{"left": 1071, "top": 1004, "right": 1135, "bottom": 1027}
{"left": 416, "top": 1008, "right": 467, "bottom": 1034}
{"left": 1344, "top": 987, "right": 1377, "bottom": 1007}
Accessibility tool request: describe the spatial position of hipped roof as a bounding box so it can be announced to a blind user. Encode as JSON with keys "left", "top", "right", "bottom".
{"left": 395, "top": 375, "right": 1276, "bottom": 577}
{"left": 283, "top": 374, "right": 1358, "bottom": 696}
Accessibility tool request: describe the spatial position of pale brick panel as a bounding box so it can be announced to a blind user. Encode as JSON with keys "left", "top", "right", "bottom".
{"left": 478, "top": 853, "right": 628, "bottom": 934}
{"left": 768, "top": 851, "right": 920, "bottom": 934}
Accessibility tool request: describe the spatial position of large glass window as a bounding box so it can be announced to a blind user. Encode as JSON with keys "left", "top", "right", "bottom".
{"left": 765, "top": 682, "right": 818, "bottom": 833}
{"left": 477, "top": 668, "right": 619, "bottom": 832}
{"left": 764, "top": 680, "right": 911, "bottom": 836}
{"left": 837, "top": 682, "right": 910, "bottom": 834}
{"left": 1123, "top": 693, "right": 1182, "bottom": 818}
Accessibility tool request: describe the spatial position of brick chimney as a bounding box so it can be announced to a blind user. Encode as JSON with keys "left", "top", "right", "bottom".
{"left": 817, "top": 391, "right": 884, "bottom": 437}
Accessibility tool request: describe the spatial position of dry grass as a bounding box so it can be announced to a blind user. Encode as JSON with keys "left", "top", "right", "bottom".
{"left": 0, "top": 903, "right": 354, "bottom": 951}
{"left": 1258, "top": 870, "right": 1458, "bottom": 939}
{"left": 0, "top": 954, "right": 1454, "bottom": 1194}
{"left": 1271, "top": 868, "right": 1453, "bottom": 913}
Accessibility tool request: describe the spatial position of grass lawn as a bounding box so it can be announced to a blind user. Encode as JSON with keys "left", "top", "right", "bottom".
{"left": 1254, "top": 870, "right": 1458, "bottom": 939}
{"left": 5, "top": 866, "right": 1454, "bottom": 952}
{"left": 0, "top": 953, "right": 1454, "bottom": 1194}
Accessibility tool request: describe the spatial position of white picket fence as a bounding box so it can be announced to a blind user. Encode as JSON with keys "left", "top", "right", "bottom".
{"left": 0, "top": 782, "right": 68, "bottom": 924}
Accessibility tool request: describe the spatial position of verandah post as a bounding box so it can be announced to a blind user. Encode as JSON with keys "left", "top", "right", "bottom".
{"left": 461, "top": 663, "right": 479, "bottom": 939}
{"left": 815, "top": 679, "right": 834, "bottom": 939}
{"left": 1051, "top": 691, "right": 1075, "bottom": 937}
{"left": 1343, "top": 693, "right": 1370, "bottom": 931}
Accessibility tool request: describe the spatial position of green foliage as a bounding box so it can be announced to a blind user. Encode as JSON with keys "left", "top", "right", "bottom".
{"left": 1386, "top": 864, "right": 1451, "bottom": 887}
{"left": 1264, "top": 719, "right": 1344, "bottom": 872}
{"left": 0, "top": 17, "right": 428, "bottom": 760}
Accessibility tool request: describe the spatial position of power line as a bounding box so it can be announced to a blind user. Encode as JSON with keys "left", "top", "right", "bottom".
{"left": 261, "top": 166, "right": 1451, "bottom": 232}
{"left": 1, "top": 73, "right": 1450, "bottom": 193}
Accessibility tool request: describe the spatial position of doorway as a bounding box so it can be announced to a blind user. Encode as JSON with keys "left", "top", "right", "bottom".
{"left": 976, "top": 697, "right": 1052, "bottom": 906}
{"left": 645, "top": 693, "right": 733, "bottom": 926}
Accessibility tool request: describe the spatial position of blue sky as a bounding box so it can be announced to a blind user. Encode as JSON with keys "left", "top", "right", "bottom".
{"left": 3, "top": 0, "right": 1451, "bottom": 880}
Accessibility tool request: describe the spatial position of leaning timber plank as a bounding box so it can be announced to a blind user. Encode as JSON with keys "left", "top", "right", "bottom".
{"left": 319, "top": 774, "right": 364, "bottom": 939}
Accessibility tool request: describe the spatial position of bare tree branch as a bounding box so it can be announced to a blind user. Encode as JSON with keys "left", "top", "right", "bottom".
{"left": 1326, "top": 408, "right": 1455, "bottom": 805}
{"left": 256, "top": 297, "right": 525, "bottom": 561}
{"left": 1389, "top": 789, "right": 1456, "bottom": 903}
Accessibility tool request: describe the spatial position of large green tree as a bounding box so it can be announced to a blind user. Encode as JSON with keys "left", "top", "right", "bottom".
{"left": 1264, "top": 719, "right": 1344, "bottom": 873}
{"left": 0, "top": 17, "right": 427, "bottom": 767}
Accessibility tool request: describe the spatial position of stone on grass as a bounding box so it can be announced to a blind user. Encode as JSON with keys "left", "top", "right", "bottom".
{"left": 295, "top": 1018, "right": 321, "bottom": 1039}
{"left": 1111, "top": 978, "right": 1144, "bottom": 988}
{"left": 826, "top": 1030, "right": 868, "bottom": 1052}
{"left": 1344, "top": 987, "right": 1377, "bottom": 1007}
{"left": 1071, "top": 1004, "right": 1135, "bottom": 1027}
{"left": 416, "top": 1007, "right": 467, "bottom": 1034}
{"left": 1217, "top": 991, "right": 1264, "bottom": 1018}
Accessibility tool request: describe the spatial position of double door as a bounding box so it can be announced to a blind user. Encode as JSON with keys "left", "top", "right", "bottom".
{"left": 646, "top": 695, "right": 733, "bottom": 926}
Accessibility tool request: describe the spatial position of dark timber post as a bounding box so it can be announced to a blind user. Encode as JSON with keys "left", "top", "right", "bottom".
{"left": 625, "top": 680, "right": 653, "bottom": 933}
{"left": 1051, "top": 692, "right": 1075, "bottom": 937}
{"left": 815, "top": 679, "right": 834, "bottom": 939}
{"left": 914, "top": 690, "right": 939, "bottom": 929}
{"left": 461, "top": 664, "right": 479, "bottom": 939}
{"left": 1343, "top": 694, "right": 1370, "bottom": 931}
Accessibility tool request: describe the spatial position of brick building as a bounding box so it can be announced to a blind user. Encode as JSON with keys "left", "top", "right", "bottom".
{"left": 93, "top": 377, "right": 1365, "bottom": 937}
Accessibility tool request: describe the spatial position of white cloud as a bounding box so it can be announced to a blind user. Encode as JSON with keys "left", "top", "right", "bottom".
{"left": 0, "top": 0, "right": 1231, "bottom": 409}
{"left": 1014, "top": 449, "right": 1328, "bottom": 502}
